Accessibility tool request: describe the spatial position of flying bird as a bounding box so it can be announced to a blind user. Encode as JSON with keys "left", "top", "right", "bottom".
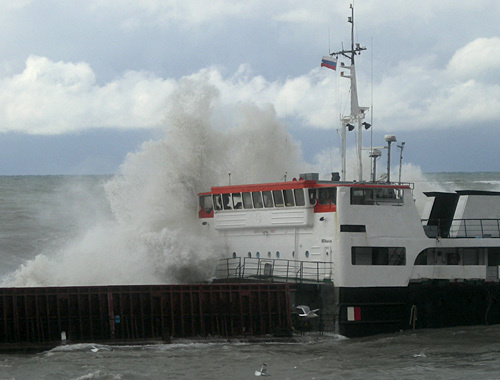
{"left": 295, "top": 305, "right": 319, "bottom": 319}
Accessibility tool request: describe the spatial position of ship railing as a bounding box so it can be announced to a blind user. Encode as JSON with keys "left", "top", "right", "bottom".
{"left": 422, "top": 218, "right": 500, "bottom": 238}
{"left": 215, "top": 257, "right": 333, "bottom": 284}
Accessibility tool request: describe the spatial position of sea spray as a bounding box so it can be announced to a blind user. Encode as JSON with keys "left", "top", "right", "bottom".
{"left": 4, "top": 77, "right": 306, "bottom": 286}
{"left": 2, "top": 77, "right": 450, "bottom": 287}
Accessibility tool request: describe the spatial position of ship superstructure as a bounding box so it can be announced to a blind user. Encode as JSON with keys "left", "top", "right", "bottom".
{"left": 197, "top": 5, "right": 500, "bottom": 337}
{"left": 198, "top": 173, "right": 500, "bottom": 336}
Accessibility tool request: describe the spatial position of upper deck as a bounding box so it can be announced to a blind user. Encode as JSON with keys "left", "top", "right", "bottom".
{"left": 422, "top": 190, "right": 500, "bottom": 238}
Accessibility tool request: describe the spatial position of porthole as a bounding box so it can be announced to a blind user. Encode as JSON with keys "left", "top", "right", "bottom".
{"left": 256, "top": 251, "right": 260, "bottom": 258}
{"left": 267, "top": 251, "right": 271, "bottom": 258}
{"left": 276, "top": 251, "right": 280, "bottom": 258}
{"left": 292, "top": 251, "right": 295, "bottom": 257}
{"left": 305, "top": 250, "right": 310, "bottom": 258}
{"left": 248, "top": 252, "right": 252, "bottom": 258}
{"left": 232, "top": 252, "right": 236, "bottom": 258}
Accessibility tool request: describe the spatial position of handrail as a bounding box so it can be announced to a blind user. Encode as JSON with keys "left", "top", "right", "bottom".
{"left": 215, "top": 257, "right": 333, "bottom": 284}
{"left": 422, "top": 218, "right": 500, "bottom": 238}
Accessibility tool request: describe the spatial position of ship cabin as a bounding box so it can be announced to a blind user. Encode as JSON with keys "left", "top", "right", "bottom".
{"left": 199, "top": 174, "right": 500, "bottom": 288}
{"left": 198, "top": 173, "right": 421, "bottom": 287}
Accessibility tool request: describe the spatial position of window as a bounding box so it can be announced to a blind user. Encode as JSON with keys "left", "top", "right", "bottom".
{"left": 213, "top": 194, "right": 222, "bottom": 211}
{"left": 242, "top": 192, "right": 253, "bottom": 209}
{"left": 487, "top": 247, "right": 500, "bottom": 266}
{"left": 351, "top": 247, "right": 406, "bottom": 265}
{"left": 294, "top": 189, "right": 305, "bottom": 206}
{"left": 199, "top": 195, "right": 213, "bottom": 213}
{"left": 222, "top": 194, "right": 232, "bottom": 210}
{"left": 252, "top": 192, "right": 263, "bottom": 208}
{"left": 232, "top": 193, "right": 242, "bottom": 209}
{"left": 414, "top": 249, "right": 429, "bottom": 265}
{"left": 341, "top": 225, "right": 366, "bottom": 232}
{"left": 415, "top": 247, "right": 489, "bottom": 266}
{"left": 318, "top": 187, "right": 337, "bottom": 205}
{"left": 351, "top": 187, "right": 403, "bottom": 205}
{"left": 308, "top": 189, "right": 317, "bottom": 205}
{"left": 262, "top": 191, "right": 274, "bottom": 208}
{"left": 283, "top": 189, "right": 295, "bottom": 207}
{"left": 415, "top": 248, "right": 456, "bottom": 265}
{"left": 351, "top": 188, "right": 373, "bottom": 205}
{"left": 273, "top": 190, "right": 284, "bottom": 207}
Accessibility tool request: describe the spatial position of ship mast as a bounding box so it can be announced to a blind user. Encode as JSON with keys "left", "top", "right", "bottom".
{"left": 331, "top": 4, "right": 369, "bottom": 181}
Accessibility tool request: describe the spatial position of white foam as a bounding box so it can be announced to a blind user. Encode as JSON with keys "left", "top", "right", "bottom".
{"left": 4, "top": 77, "right": 306, "bottom": 286}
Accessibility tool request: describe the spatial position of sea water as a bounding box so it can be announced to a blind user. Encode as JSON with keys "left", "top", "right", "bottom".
{"left": 1, "top": 173, "right": 500, "bottom": 379}
{"left": 1, "top": 326, "right": 500, "bottom": 379}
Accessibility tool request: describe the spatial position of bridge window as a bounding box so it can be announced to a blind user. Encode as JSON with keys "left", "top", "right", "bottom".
{"left": 222, "top": 194, "right": 232, "bottom": 210}
{"left": 294, "top": 189, "right": 305, "bottom": 206}
{"left": 308, "top": 189, "right": 317, "bottom": 205}
{"left": 283, "top": 189, "right": 295, "bottom": 207}
{"left": 232, "top": 193, "right": 242, "bottom": 209}
{"left": 212, "top": 187, "right": 324, "bottom": 211}
{"left": 242, "top": 192, "right": 253, "bottom": 209}
{"left": 262, "top": 191, "right": 274, "bottom": 208}
{"left": 351, "top": 247, "right": 406, "bottom": 265}
{"left": 199, "top": 195, "right": 213, "bottom": 214}
{"left": 273, "top": 190, "right": 284, "bottom": 207}
{"left": 351, "top": 187, "right": 403, "bottom": 205}
{"left": 351, "top": 188, "right": 373, "bottom": 205}
{"left": 252, "top": 192, "right": 263, "bottom": 208}
{"left": 213, "top": 194, "right": 222, "bottom": 211}
{"left": 319, "top": 187, "right": 337, "bottom": 205}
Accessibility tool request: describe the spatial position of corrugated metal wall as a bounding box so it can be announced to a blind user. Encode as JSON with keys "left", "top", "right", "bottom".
{"left": 0, "top": 283, "right": 292, "bottom": 349}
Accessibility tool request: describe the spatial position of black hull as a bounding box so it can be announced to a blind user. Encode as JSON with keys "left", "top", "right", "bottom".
{"left": 337, "top": 282, "right": 500, "bottom": 337}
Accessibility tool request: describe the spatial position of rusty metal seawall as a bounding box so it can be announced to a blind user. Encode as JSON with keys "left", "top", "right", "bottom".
{"left": 0, "top": 283, "right": 292, "bottom": 351}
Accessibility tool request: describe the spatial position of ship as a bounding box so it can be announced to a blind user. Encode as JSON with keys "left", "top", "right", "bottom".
{"left": 197, "top": 5, "right": 500, "bottom": 337}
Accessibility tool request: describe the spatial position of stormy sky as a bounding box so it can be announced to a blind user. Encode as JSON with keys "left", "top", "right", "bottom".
{"left": 0, "top": 0, "right": 499, "bottom": 174}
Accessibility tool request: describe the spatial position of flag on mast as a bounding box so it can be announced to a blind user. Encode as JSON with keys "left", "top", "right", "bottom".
{"left": 321, "top": 56, "right": 337, "bottom": 71}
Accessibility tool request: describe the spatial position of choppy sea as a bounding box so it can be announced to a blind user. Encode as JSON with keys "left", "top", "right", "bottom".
{"left": 1, "top": 172, "right": 500, "bottom": 379}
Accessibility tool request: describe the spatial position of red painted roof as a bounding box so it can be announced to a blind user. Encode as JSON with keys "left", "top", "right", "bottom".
{"left": 198, "top": 180, "right": 410, "bottom": 196}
